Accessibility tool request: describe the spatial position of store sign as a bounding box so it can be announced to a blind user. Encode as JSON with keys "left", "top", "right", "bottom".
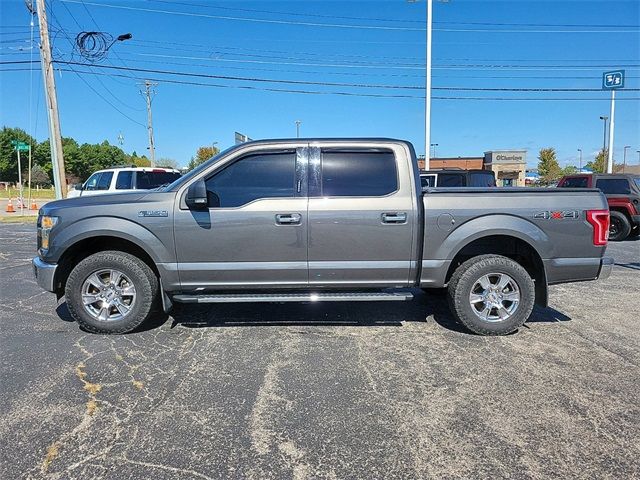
{"left": 490, "top": 152, "right": 526, "bottom": 164}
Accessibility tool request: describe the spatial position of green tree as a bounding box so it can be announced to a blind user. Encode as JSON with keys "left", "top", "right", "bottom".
{"left": 586, "top": 149, "right": 607, "bottom": 173}
{"left": 187, "top": 144, "right": 219, "bottom": 171}
{"left": 537, "top": 147, "right": 562, "bottom": 184}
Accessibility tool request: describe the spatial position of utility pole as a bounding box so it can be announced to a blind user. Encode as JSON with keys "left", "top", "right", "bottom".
{"left": 295, "top": 120, "right": 301, "bottom": 138}
{"left": 36, "top": 0, "right": 66, "bottom": 198}
{"left": 140, "top": 80, "right": 157, "bottom": 166}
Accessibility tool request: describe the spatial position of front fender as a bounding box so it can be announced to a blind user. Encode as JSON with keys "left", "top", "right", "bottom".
{"left": 46, "top": 216, "right": 174, "bottom": 264}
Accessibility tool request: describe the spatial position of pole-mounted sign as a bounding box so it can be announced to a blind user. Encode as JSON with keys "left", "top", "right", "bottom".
{"left": 602, "top": 70, "right": 625, "bottom": 90}
{"left": 602, "top": 70, "right": 625, "bottom": 174}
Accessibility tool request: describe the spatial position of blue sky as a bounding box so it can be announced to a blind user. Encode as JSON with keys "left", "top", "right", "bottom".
{"left": 1, "top": 0, "right": 639, "bottom": 168}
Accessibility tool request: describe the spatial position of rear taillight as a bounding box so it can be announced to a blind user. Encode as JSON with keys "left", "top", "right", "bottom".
{"left": 586, "top": 210, "right": 610, "bottom": 246}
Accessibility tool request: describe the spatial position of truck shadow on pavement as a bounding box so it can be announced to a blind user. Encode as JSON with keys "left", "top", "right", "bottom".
{"left": 55, "top": 289, "right": 572, "bottom": 335}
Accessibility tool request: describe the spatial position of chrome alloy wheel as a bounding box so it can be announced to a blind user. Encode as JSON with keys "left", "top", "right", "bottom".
{"left": 81, "top": 269, "right": 136, "bottom": 322}
{"left": 469, "top": 273, "right": 521, "bottom": 323}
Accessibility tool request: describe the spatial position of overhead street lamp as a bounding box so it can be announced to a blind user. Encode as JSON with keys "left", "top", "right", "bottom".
{"left": 295, "top": 120, "right": 301, "bottom": 138}
{"left": 430, "top": 143, "right": 439, "bottom": 158}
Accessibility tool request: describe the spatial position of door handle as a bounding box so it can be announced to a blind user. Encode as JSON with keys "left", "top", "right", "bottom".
{"left": 381, "top": 212, "right": 407, "bottom": 224}
{"left": 276, "top": 213, "right": 302, "bottom": 225}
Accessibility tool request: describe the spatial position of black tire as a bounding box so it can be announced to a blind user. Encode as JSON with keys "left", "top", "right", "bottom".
{"left": 608, "top": 211, "right": 631, "bottom": 242}
{"left": 629, "top": 225, "right": 639, "bottom": 238}
{"left": 65, "top": 251, "right": 159, "bottom": 334}
{"left": 447, "top": 254, "right": 535, "bottom": 336}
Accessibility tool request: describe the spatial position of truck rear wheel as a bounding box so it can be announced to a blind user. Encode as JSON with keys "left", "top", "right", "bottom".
{"left": 608, "top": 211, "right": 631, "bottom": 241}
{"left": 447, "top": 255, "right": 535, "bottom": 336}
{"left": 65, "top": 251, "right": 159, "bottom": 334}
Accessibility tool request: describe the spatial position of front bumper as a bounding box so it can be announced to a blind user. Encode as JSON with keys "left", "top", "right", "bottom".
{"left": 597, "top": 257, "right": 614, "bottom": 281}
{"left": 32, "top": 256, "right": 57, "bottom": 292}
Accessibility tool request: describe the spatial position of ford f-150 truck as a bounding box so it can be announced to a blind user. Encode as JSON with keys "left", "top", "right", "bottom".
{"left": 33, "top": 138, "right": 613, "bottom": 336}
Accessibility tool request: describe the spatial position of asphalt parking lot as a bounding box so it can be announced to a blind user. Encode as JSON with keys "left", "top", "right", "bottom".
{"left": 1, "top": 222, "right": 639, "bottom": 480}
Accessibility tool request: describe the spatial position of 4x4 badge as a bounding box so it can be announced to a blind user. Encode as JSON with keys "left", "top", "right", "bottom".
{"left": 534, "top": 210, "right": 579, "bottom": 220}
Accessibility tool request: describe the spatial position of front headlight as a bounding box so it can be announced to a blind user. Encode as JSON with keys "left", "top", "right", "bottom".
{"left": 38, "top": 215, "right": 58, "bottom": 250}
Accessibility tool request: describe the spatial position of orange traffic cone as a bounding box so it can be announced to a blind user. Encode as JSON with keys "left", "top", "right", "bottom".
{"left": 30, "top": 200, "right": 38, "bottom": 210}
{"left": 6, "top": 198, "right": 16, "bottom": 213}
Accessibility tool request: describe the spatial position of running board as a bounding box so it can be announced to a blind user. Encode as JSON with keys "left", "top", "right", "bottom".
{"left": 172, "top": 292, "right": 413, "bottom": 304}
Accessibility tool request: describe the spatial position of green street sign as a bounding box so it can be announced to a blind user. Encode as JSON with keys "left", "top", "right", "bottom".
{"left": 11, "top": 140, "right": 29, "bottom": 151}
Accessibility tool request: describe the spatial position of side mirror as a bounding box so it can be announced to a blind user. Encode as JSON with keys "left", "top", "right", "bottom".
{"left": 74, "top": 183, "right": 83, "bottom": 191}
{"left": 185, "top": 179, "right": 208, "bottom": 210}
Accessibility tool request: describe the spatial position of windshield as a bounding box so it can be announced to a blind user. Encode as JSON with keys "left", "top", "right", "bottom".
{"left": 164, "top": 144, "right": 238, "bottom": 191}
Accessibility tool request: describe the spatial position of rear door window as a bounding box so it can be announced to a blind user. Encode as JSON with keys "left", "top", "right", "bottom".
{"left": 320, "top": 150, "right": 397, "bottom": 197}
{"left": 116, "top": 171, "right": 133, "bottom": 190}
{"left": 595, "top": 178, "right": 631, "bottom": 194}
{"left": 559, "top": 176, "right": 588, "bottom": 188}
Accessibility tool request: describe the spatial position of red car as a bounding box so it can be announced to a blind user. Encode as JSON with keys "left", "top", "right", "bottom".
{"left": 558, "top": 173, "right": 640, "bottom": 241}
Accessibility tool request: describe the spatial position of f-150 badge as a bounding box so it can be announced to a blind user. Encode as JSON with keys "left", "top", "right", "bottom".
{"left": 138, "top": 210, "right": 169, "bottom": 217}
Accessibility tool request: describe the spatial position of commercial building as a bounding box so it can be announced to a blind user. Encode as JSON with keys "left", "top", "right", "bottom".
{"left": 418, "top": 156, "right": 483, "bottom": 171}
{"left": 483, "top": 150, "right": 527, "bottom": 187}
{"left": 419, "top": 150, "right": 527, "bottom": 187}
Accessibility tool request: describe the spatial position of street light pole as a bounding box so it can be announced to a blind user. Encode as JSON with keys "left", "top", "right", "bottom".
{"left": 577, "top": 148, "right": 582, "bottom": 171}
{"left": 295, "top": 120, "right": 301, "bottom": 138}
{"left": 424, "top": 0, "right": 432, "bottom": 170}
{"left": 599, "top": 115, "right": 608, "bottom": 154}
{"left": 623, "top": 145, "right": 630, "bottom": 173}
{"left": 606, "top": 91, "right": 616, "bottom": 173}
{"left": 430, "top": 143, "right": 438, "bottom": 158}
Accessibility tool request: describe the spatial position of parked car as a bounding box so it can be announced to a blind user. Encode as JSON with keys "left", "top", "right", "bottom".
{"left": 557, "top": 173, "right": 640, "bottom": 241}
{"left": 420, "top": 169, "right": 496, "bottom": 188}
{"left": 34, "top": 138, "right": 611, "bottom": 336}
{"left": 67, "top": 166, "right": 181, "bottom": 198}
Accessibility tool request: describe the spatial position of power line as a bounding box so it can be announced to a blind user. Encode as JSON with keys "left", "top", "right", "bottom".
{"left": 3, "top": 66, "right": 639, "bottom": 101}
{"left": 62, "top": 1, "right": 640, "bottom": 33}
{"left": 53, "top": 60, "right": 640, "bottom": 92}
{"left": 126, "top": 51, "right": 640, "bottom": 71}
{"left": 129, "top": 37, "right": 639, "bottom": 64}
{"left": 147, "top": 0, "right": 640, "bottom": 29}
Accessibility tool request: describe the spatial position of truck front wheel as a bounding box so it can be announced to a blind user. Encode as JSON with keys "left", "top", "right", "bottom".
{"left": 447, "top": 255, "right": 535, "bottom": 336}
{"left": 65, "top": 251, "right": 159, "bottom": 334}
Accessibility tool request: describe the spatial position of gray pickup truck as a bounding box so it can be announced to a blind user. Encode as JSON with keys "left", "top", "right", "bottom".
{"left": 33, "top": 138, "right": 613, "bottom": 335}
